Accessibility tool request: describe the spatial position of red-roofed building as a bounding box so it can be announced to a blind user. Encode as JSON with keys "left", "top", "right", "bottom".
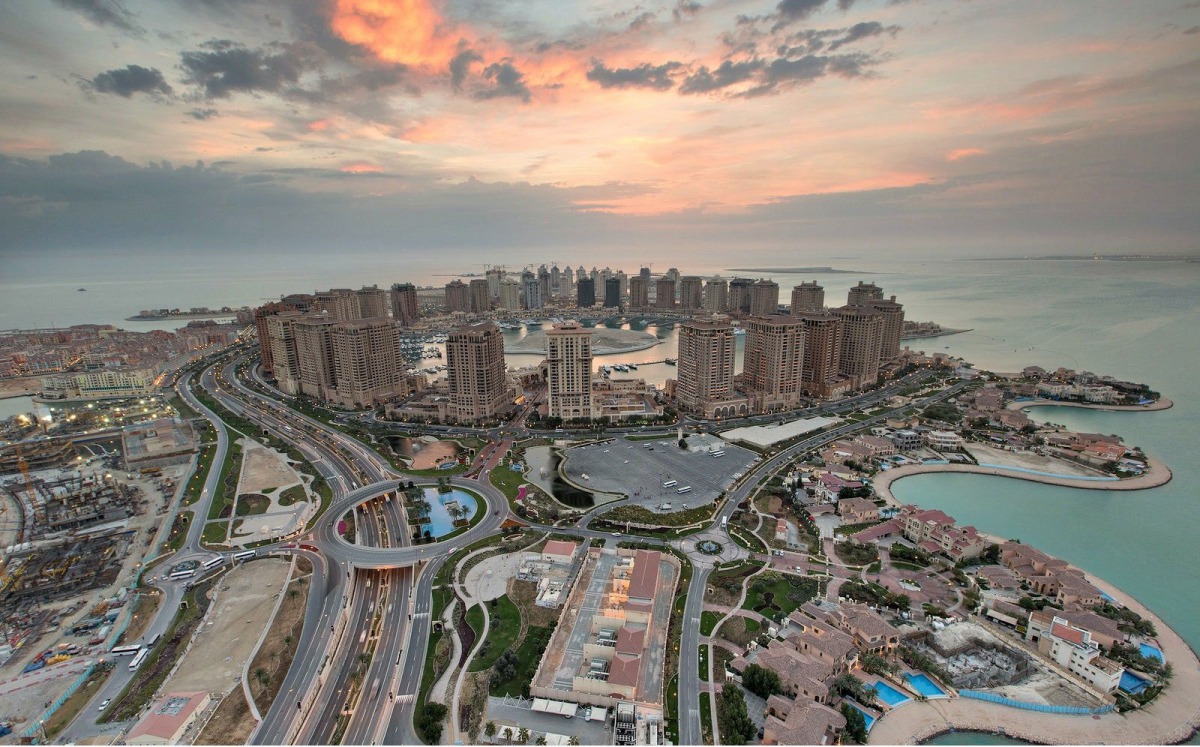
{"left": 541, "top": 539, "right": 579, "bottom": 563}
{"left": 615, "top": 626, "right": 646, "bottom": 656}
{"left": 607, "top": 652, "right": 642, "bottom": 695}
{"left": 1039, "top": 617, "right": 1124, "bottom": 695}
{"left": 126, "top": 692, "right": 210, "bottom": 745}
{"left": 627, "top": 550, "right": 661, "bottom": 603}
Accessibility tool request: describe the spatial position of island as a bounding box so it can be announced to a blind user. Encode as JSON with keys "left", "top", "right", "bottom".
{"left": 126, "top": 305, "right": 250, "bottom": 321}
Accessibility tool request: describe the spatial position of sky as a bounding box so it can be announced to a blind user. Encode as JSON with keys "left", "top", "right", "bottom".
{"left": 1, "top": 0, "right": 1198, "bottom": 267}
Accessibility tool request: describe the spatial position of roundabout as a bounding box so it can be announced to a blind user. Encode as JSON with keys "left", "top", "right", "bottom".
{"left": 696, "top": 539, "right": 724, "bottom": 555}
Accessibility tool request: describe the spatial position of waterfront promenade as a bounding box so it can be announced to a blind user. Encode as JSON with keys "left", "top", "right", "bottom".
{"left": 1008, "top": 397, "right": 1174, "bottom": 413}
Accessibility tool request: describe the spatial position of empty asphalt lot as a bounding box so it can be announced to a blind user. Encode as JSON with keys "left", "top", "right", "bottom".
{"left": 561, "top": 435, "right": 759, "bottom": 511}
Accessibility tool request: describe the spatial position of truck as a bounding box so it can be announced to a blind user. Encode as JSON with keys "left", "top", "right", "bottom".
{"left": 721, "top": 516, "right": 728, "bottom": 528}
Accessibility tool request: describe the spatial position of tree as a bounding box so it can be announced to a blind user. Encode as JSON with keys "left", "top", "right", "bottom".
{"left": 535, "top": 736, "right": 547, "bottom": 745}
{"left": 485, "top": 721, "right": 497, "bottom": 739}
{"left": 717, "top": 686, "right": 756, "bottom": 745}
{"left": 252, "top": 667, "right": 269, "bottom": 688}
{"left": 567, "top": 737, "right": 580, "bottom": 746}
{"left": 517, "top": 726, "right": 530, "bottom": 744}
{"left": 742, "top": 664, "right": 783, "bottom": 699}
{"left": 841, "top": 702, "right": 868, "bottom": 744}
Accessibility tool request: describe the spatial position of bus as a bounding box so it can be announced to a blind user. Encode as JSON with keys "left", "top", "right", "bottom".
{"left": 721, "top": 516, "right": 728, "bottom": 528}
{"left": 201, "top": 556, "right": 224, "bottom": 570}
{"left": 168, "top": 568, "right": 196, "bottom": 581}
{"left": 128, "top": 648, "right": 149, "bottom": 671}
{"left": 676, "top": 486, "right": 693, "bottom": 494}
{"left": 711, "top": 451, "right": 726, "bottom": 458}
{"left": 662, "top": 480, "right": 678, "bottom": 488}
{"left": 233, "top": 550, "right": 256, "bottom": 562}
{"left": 147, "top": 633, "right": 162, "bottom": 647}
{"left": 111, "top": 644, "right": 142, "bottom": 657}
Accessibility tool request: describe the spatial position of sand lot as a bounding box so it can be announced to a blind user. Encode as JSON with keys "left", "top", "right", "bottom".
{"left": 963, "top": 444, "right": 1102, "bottom": 477}
{"left": 161, "top": 558, "right": 290, "bottom": 696}
{"left": 239, "top": 443, "right": 299, "bottom": 494}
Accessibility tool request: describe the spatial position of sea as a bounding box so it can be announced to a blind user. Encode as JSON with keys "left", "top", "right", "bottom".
{"left": 2, "top": 252, "right": 1198, "bottom": 667}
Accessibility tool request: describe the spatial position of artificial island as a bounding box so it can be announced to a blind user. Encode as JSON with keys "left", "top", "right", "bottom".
{"left": 0, "top": 268, "right": 1191, "bottom": 747}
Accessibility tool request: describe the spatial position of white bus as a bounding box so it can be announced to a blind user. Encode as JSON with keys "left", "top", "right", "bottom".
{"left": 676, "top": 486, "right": 692, "bottom": 494}
{"left": 662, "top": 480, "right": 678, "bottom": 488}
{"left": 711, "top": 451, "right": 726, "bottom": 458}
{"left": 233, "top": 550, "right": 256, "bottom": 562}
{"left": 128, "top": 648, "right": 149, "bottom": 671}
{"left": 721, "top": 516, "right": 728, "bottom": 528}
{"left": 201, "top": 556, "right": 224, "bottom": 570}
{"left": 111, "top": 644, "right": 142, "bottom": 657}
{"left": 168, "top": 568, "right": 196, "bottom": 581}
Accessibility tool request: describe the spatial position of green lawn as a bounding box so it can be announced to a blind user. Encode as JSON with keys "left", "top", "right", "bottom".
{"left": 164, "top": 511, "right": 191, "bottom": 552}
{"left": 235, "top": 493, "right": 270, "bottom": 516}
{"left": 182, "top": 445, "right": 217, "bottom": 506}
{"left": 207, "top": 441, "right": 243, "bottom": 520}
{"left": 742, "top": 573, "right": 819, "bottom": 621}
{"left": 465, "top": 604, "right": 485, "bottom": 643}
{"left": 417, "top": 586, "right": 452, "bottom": 711}
{"left": 699, "top": 692, "right": 713, "bottom": 745}
{"left": 201, "top": 521, "right": 228, "bottom": 546}
{"left": 700, "top": 611, "right": 722, "bottom": 637}
{"left": 491, "top": 625, "right": 555, "bottom": 698}
{"left": 664, "top": 674, "right": 679, "bottom": 744}
{"left": 699, "top": 645, "right": 710, "bottom": 682}
{"left": 279, "top": 484, "right": 307, "bottom": 506}
{"left": 489, "top": 464, "right": 527, "bottom": 502}
{"left": 468, "top": 594, "right": 521, "bottom": 672}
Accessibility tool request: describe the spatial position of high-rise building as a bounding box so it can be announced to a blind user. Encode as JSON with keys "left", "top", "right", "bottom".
{"left": 563, "top": 266, "right": 575, "bottom": 297}
{"left": 499, "top": 278, "right": 523, "bottom": 311}
{"left": 679, "top": 276, "right": 704, "bottom": 311}
{"left": 604, "top": 277, "right": 621, "bottom": 308}
{"left": 446, "top": 321, "right": 509, "bottom": 423}
{"left": 790, "top": 281, "right": 824, "bottom": 314}
{"left": 330, "top": 317, "right": 407, "bottom": 407}
{"left": 617, "top": 271, "right": 629, "bottom": 301}
{"left": 867, "top": 296, "right": 904, "bottom": 359}
{"left": 486, "top": 266, "right": 506, "bottom": 299}
{"left": 445, "top": 280, "right": 471, "bottom": 313}
{"left": 265, "top": 310, "right": 306, "bottom": 393}
{"left": 551, "top": 264, "right": 561, "bottom": 296}
{"left": 255, "top": 294, "right": 314, "bottom": 376}
{"left": 847, "top": 281, "right": 885, "bottom": 307}
{"left": 546, "top": 321, "right": 594, "bottom": 421}
{"left": 538, "top": 264, "right": 552, "bottom": 302}
{"left": 355, "top": 286, "right": 388, "bottom": 319}
{"left": 577, "top": 277, "right": 595, "bottom": 308}
{"left": 629, "top": 276, "right": 649, "bottom": 309}
{"left": 665, "top": 268, "right": 680, "bottom": 286}
{"left": 728, "top": 278, "right": 754, "bottom": 314}
{"left": 390, "top": 283, "right": 419, "bottom": 327}
{"left": 742, "top": 315, "right": 804, "bottom": 411}
{"left": 293, "top": 314, "right": 338, "bottom": 400}
{"left": 749, "top": 279, "right": 780, "bottom": 316}
{"left": 469, "top": 278, "right": 491, "bottom": 314}
{"left": 314, "top": 289, "right": 358, "bottom": 322}
{"left": 522, "top": 271, "right": 543, "bottom": 310}
{"left": 834, "top": 305, "right": 884, "bottom": 387}
{"left": 796, "top": 312, "right": 844, "bottom": 397}
{"left": 704, "top": 277, "right": 728, "bottom": 313}
{"left": 676, "top": 315, "right": 736, "bottom": 414}
{"left": 655, "top": 277, "right": 676, "bottom": 309}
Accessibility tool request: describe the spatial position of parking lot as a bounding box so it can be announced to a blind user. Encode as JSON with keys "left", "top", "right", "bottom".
{"left": 561, "top": 435, "right": 759, "bottom": 512}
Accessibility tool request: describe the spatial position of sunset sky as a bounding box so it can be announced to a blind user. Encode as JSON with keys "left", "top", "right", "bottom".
{"left": 2, "top": 0, "right": 1198, "bottom": 263}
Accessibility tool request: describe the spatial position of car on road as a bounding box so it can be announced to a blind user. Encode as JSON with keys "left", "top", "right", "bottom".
{"left": 612, "top": 532, "right": 621, "bottom": 537}
{"left": 98, "top": 699, "right": 111, "bottom": 712}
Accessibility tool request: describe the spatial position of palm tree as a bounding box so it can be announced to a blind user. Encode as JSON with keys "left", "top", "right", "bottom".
{"left": 535, "top": 736, "right": 547, "bottom": 745}
{"left": 252, "top": 667, "right": 269, "bottom": 688}
{"left": 567, "top": 737, "right": 580, "bottom": 746}
{"left": 516, "top": 727, "right": 529, "bottom": 744}
{"left": 484, "top": 721, "right": 497, "bottom": 739}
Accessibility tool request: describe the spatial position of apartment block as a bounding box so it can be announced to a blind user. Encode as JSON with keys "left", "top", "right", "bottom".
{"left": 547, "top": 321, "right": 594, "bottom": 420}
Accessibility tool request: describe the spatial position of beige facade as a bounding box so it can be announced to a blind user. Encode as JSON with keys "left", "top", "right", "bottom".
{"left": 790, "top": 281, "right": 825, "bottom": 313}
{"left": 468, "top": 278, "right": 490, "bottom": 314}
{"left": 546, "top": 321, "right": 594, "bottom": 420}
{"left": 847, "top": 280, "right": 884, "bottom": 307}
{"left": 444, "top": 279, "right": 471, "bottom": 313}
{"left": 265, "top": 310, "right": 305, "bottom": 394}
{"left": 293, "top": 314, "right": 338, "bottom": 400}
{"left": 679, "top": 276, "right": 704, "bottom": 310}
{"left": 446, "top": 321, "right": 510, "bottom": 423}
{"left": 795, "top": 312, "right": 844, "bottom": 397}
{"left": 749, "top": 279, "right": 780, "bottom": 316}
{"left": 834, "top": 305, "right": 883, "bottom": 387}
{"left": 704, "top": 277, "right": 728, "bottom": 312}
{"left": 629, "top": 276, "right": 649, "bottom": 309}
{"left": 742, "top": 315, "right": 804, "bottom": 411}
{"left": 867, "top": 295, "right": 905, "bottom": 360}
{"left": 329, "top": 317, "right": 407, "bottom": 407}
{"left": 499, "top": 278, "right": 522, "bottom": 310}
{"left": 675, "top": 315, "right": 736, "bottom": 414}
{"left": 390, "top": 283, "right": 419, "bottom": 326}
{"left": 654, "top": 277, "right": 676, "bottom": 309}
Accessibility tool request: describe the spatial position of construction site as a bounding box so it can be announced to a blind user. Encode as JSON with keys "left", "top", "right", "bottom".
{"left": 2, "top": 472, "right": 143, "bottom": 543}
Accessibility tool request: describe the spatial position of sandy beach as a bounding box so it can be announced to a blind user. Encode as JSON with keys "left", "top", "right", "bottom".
{"left": 1008, "top": 397, "right": 1174, "bottom": 413}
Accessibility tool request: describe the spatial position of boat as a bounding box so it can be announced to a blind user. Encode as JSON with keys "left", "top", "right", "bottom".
{"left": 664, "top": 358, "right": 676, "bottom": 366}
{"left": 627, "top": 363, "right": 638, "bottom": 370}
{"left": 77, "top": 288, "right": 87, "bottom": 292}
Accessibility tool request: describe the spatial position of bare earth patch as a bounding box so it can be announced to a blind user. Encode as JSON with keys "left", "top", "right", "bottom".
{"left": 239, "top": 442, "right": 300, "bottom": 494}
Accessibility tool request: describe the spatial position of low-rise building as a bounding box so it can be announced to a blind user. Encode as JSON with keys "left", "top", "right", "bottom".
{"left": 837, "top": 498, "right": 879, "bottom": 525}
{"left": 762, "top": 696, "right": 846, "bottom": 745}
{"left": 924, "top": 430, "right": 964, "bottom": 451}
{"left": 125, "top": 692, "right": 211, "bottom": 745}
{"left": 1037, "top": 618, "right": 1124, "bottom": 695}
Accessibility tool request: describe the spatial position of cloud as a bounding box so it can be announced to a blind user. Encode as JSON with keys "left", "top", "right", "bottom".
{"left": 678, "top": 59, "right": 765, "bottom": 94}
{"left": 187, "top": 108, "right": 219, "bottom": 120}
{"left": 179, "top": 39, "right": 321, "bottom": 99}
{"left": 52, "top": 0, "right": 142, "bottom": 34}
{"left": 476, "top": 61, "right": 531, "bottom": 102}
{"left": 771, "top": 0, "right": 830, "bottom": 32}
{"left": 86, "top": 65, "right": 174, "bottom": 98}
{"left": 450, "top": 46, "right": 484, "bottom": 91}
{"left": 673, "top": 1, "right": 702, "bottom": 22}
{"left": 828, "top": 21, "right": 897, "bottom": 50}
{"left": 586, "top": 60, "right": 683, "bottom": 90}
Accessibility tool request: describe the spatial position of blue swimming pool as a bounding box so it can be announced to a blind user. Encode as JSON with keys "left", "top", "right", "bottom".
{"left": 419, "top": 488, "right": 478, "bottom": 537}
{"left": 904, "top": 672, "right": 947, "bottom": 698}
{"left": 1139, "top": 643, "right": 1165, "bottom": 663}
{"left": 850, "top": 702, "right": 876, "bottom": 730}
{"left": 873, "top": 681, "right": 912, "bottom": 707}
{"left": 1119, "top": 671, "right": 1150, "bottom": 695}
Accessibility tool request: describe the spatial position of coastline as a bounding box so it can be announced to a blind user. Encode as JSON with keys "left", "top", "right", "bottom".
{"left": 1008, "top": 397, "right": 1174, "bottom": 413}
{"left": 505, "top": 337, "right": 662, "bottom": 357}
{"left": 872, "top": 456, "right": 1173, "bottom": 504}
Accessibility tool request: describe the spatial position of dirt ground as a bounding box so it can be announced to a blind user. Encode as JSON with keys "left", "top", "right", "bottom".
{"left": 238, "top": 442, "right": 300, "bottom": 494}
{"left": 464, "top": 553, "right": 526, "bottom": 603}
{"left": 963, "top": 444, "right": 1103, "bottom": 477}
{"left": 0, "top": 376, "right": 41, "bottom": 396}
{"left": 408, "top": 438, "right": 460, "bottom": 470}
{"left": 162, "top": 558, "right": 290, "bottom": 696}
{"left": 195, "top": 691, "right": 255, "bottom": 745}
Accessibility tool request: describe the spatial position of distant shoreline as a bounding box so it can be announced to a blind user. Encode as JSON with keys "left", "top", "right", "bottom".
{"left": 1009, "top": 397, "right": 1174, "bottom": 413}
{"left": 722, "top": 266, "right": 877, "bottom": 274}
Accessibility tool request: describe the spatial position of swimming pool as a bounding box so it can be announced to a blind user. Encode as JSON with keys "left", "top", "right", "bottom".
{"left": 1119, "top": 671, "right": 1151, "bottom": 695}
{"left": 1139, "top": 643, "right": 1165, "bottom": 663}
{"left": 849, "top": 702, "right": 876, "bottom": 730}
{"left": 904, "top": 672, "right": 947, "bottom": 698}
{"left": 873, "top": 681, "right": 912, "bottom": 707}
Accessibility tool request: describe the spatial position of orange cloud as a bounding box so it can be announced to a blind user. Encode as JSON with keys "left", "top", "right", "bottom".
{"left": 330, "top": 0, "right": 465, "bottom": 69}
{"left": 341, "top": 161, "right": 384, "bottom": 173}
{"left": 946, "top": 147, "right": 986, "bottom": 161}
